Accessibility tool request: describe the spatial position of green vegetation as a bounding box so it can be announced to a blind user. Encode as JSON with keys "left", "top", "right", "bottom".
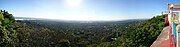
{"left": 114, "top": 15, "right": 165, "bottom": 47}
{"left": 0, "top": 10, "right": 17, "bottom": 47}
{"left": 0, "top": 10, "right": 165, "bottom": 47}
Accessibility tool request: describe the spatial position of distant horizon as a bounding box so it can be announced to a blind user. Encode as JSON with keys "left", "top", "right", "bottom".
{"left": 14, "top": 16, "right": 148, "bottom": 21}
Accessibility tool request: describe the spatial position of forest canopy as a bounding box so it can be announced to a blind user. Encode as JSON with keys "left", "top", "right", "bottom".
{"left": 0, "top": 10, "right": 165, "bottom": 47}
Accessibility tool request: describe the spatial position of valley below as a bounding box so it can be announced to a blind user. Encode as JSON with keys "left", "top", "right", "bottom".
{"left": 0, "top": 10, "right": 165, "bottom": 47}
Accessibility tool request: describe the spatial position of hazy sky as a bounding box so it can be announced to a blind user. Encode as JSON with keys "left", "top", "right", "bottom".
{"left": 0, "top": 0, "right": 180, "bottom": 21}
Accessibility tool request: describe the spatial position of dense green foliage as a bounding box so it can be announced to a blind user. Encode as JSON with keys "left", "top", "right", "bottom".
{"left": 16, "top": 19, "right": 144, "bottom": 47}
{"left": 0, "top": 10, "right": 17, "bottom": 47}
{"left": 114, "top": 15, "right": 165, "bottom": 47}
{"left": 0, "top": 10, "right": 165, "bottom": 47}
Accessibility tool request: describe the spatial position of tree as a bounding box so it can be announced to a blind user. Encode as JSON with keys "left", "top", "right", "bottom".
{"left": 0, "top": 10, "right": 18, "bottom": 47}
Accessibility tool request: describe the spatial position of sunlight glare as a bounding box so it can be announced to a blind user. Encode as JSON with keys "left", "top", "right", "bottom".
{"left": 66, "top": 0, "right": 83, "bottom": 7}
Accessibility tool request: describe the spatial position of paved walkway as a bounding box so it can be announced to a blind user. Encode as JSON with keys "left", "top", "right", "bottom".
{"left": 151, "top": 26, "right": 178, "bottom": 47}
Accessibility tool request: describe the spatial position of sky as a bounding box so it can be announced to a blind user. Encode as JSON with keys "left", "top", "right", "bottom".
{"left": 0, "top": 0, "right": 180, "bottom": 21}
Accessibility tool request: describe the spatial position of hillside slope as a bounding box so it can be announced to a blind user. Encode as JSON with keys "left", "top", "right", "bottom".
{"left": 14, "top": 15, "right": 165, "bottom": 47}
{"left": 114, "top": 15, "right": 165, "bottom": 47}
{"left": 0, "top": 10, "right": 165, "bottom": 47}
